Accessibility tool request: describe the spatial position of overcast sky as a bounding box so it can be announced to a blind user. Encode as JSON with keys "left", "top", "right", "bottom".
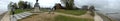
{"left": 0, "top": 0, "right": 120, "bottom": 13}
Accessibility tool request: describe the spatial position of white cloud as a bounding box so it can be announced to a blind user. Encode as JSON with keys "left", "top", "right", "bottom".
{"left": 1, "top": 0, "right": 120, "bottom": 13}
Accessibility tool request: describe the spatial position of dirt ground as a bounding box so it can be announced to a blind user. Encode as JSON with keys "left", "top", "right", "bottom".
{"left": 19, "top": 11, "right": 94, "bottom": 21}
{"left": 19, "top": 12, "right": 58, "bottom": 21}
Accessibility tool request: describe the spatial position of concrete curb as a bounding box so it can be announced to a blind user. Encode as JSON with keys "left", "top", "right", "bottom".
{"left": 94, "top": 12, "right": 103, "bottom": 21}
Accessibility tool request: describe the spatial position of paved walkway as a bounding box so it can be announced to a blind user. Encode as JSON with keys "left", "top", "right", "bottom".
{"left": 94, "top": 12, "right": 103, "bottom": 21}
{"left": 0, "top": 11, "right": 10, "bottom": 21}
{"left": 53, "top": 11, "right": 94, "bottom": 19}
{"left": 95, "top": 11, "right": 114, "bottom": 21}
{"left": 0, "top": 12, "right": 7, "bottom": 20}
{"left": 97, "top": 13, "right": 114, "bottom": 21}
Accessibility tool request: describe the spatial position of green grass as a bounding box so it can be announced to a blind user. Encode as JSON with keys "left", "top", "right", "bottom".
{"left": 56, "top": 9, "right": 87, "bottom": 16}
{"left": 40, "top": 8, "right": 49, "bottom": 12}
{"left": 14, "top": 9, "right": 25, "bottom": 14}
{"left": 40, "top": 9, "right": 87, "bottom": 15}
{"left": 55, "top": 15, "right": 94, "bottom": 21}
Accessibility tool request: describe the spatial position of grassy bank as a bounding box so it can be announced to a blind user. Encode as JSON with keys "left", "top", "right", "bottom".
{"left": 40, "top": 8, "right": 49, "bottom": 12}
{"left": 55, "top": 15, "right": 94, "bottom": 21}
{"left": 40, "top": 9, "right": 87, "bottom": 15}
{"left": 56, "top": 9, "right": 87, "bottom": 16}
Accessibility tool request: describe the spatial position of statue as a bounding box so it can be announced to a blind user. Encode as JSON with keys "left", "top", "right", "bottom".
{"left": 34, "top": 0, "right": 40, "bottom": 7}
{"left": 34, "top": 0, "right": 41, "bottom": 13}
{"left": 36, "top": 0, "right": 38, "bottom": 3}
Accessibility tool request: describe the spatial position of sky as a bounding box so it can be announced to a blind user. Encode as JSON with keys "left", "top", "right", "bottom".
{"left": 0, "top": 0, "right": 60, "bottom": 14}
{"left": 1, "top": 0, "right": 120, "bottom": 14}
{"left": 1, "top": 0, "right": 120, "bottom": 20}
{"left": 21, "top": 0, "right": 61, "bottom": 8}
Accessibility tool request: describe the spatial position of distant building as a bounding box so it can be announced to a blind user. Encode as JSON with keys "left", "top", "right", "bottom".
{"left": 81, "top": 5, "right": 88, "bottom": 10}
{"left": 54, "top": 3, "right": 64, "bottom": 9}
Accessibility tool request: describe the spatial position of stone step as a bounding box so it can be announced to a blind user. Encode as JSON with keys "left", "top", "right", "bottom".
{"left": 14, "top": 15, "right": 22, "bottom": 19}
{"left": 10, "top": 15, "right": 17, "bottom": 21}
{"left": 21, "top": 13, "right": 31, "bottom": 17}
{"left": 23, "top": 13, "right": 31, "bottom": 16}
{"left": 18, "top": 14, "right": 26, "bottom": 18}
{"left": 24, "top": 13, "right": 32, "bottom": 16}
{"left": 14, "top": 13, "right": 32, "bottom": 19}
{"left": 10, "top": 12, "right": 32, "bottom": 20}
{"left": 18, "top": 13, "right": 32, "bottom": 19}
{"left": 17, "top": 14, "right": 29, "bottom": 19}
{"left": 10, "top": 12, "right": 32, "bottom": 21}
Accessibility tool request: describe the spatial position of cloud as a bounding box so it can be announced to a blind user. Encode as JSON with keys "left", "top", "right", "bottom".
{"left": 1, "top": 0, "right": 120, "bottom": 13}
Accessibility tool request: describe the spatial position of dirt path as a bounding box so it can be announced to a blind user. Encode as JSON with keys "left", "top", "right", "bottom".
{"left": 19, "top": 11, "right": 94, "bottom": 21}
{"left": 53, "top": 11, "right": 94, "bottom": 19}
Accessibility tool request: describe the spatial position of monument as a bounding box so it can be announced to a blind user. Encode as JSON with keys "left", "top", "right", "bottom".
{"left": 34, "top": 0, "right": 41, "bottom": 12}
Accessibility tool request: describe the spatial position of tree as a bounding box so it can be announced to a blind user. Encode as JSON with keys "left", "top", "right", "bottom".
{"left": 18, "top": 1, "right": 24, "bottom": 9}
{"left": 13, "top": 3, "right": 18, "bottom": 9}
{"left": 8, "top": 2, "right": 13, "bottom": 11}
{"left": 8, "top": 2, "right": 15, "bottom": 15}
{"left": 18, "top": 1, "right": 32, "bottom": 9}
{"left": 27, "top": 3, "right": 32, "bottom": 9}
{"left": 60, "top": 0, "right": 67, "bottom": 4}
{"left": 61, "top": 0, "right": 74, "bottom": 10}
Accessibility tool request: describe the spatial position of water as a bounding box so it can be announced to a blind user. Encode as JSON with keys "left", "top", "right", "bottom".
{"left": 96, "top": 9, "right": 120, "bottom": 21}
{"left": 75, "top": 0, "right": 120, "bottom": 21}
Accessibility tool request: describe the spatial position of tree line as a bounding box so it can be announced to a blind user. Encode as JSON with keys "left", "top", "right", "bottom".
{"left": 8, "top": 1, "right": 32, "bottom": 10}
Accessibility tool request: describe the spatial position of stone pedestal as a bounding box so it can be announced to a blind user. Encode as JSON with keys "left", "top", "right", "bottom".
{"left": 33, "top": 0, "right": 41, "bottom": 13}
{"left": 34, "top": 7, "right": 41, "bottom": 13}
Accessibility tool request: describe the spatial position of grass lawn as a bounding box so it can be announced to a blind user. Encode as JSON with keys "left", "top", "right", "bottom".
{"left": 55, "top": 15, "right": 94, "bottom": 21}
{"left": 40, "top": 9, "right": 87, "bottom": 15}
{"left": 40, "top": 8, "right": 49, "bottom": 12}
{"left": 56, "top": 9, "right": 87, "bottom": 16}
